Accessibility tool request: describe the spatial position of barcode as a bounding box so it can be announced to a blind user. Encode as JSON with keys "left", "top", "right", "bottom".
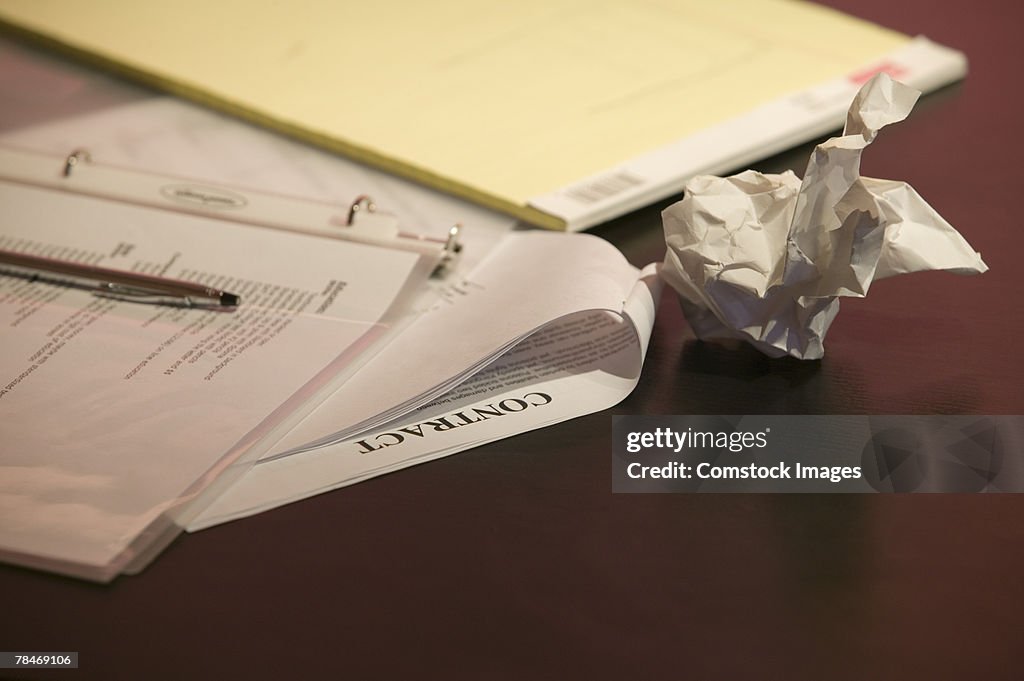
{"left": 563, "top": 171, "right": 645, "bottom": 204}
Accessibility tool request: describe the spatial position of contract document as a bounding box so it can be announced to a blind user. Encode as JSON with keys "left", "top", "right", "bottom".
{"left": 191, "top": 236, "right": 662, "bottom": 528}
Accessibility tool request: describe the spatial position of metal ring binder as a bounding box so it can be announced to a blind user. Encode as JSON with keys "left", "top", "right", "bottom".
{"left": 1, "top": 146, "right": 464, "bottom": 277}
{"left": 439, "top": 224, "right": 463, "bottom": 274}
{"left": 345, "top": 195, "right": 376, "bottom": 226}
{"left": 62, "top": 148, "right": 91, "bottom": 177}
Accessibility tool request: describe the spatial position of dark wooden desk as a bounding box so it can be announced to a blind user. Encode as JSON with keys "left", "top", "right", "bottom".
{"left": 2, "top": 1, "right": 1022, "bottom": 679}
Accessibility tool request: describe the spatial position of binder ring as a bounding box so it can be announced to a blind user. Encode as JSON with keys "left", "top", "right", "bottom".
{"left": 345, "top": 194, "right": 376, "bottom": 225}
{"left": 63, "top": 148, "right": 92, "bottom": 177}
{"left": 435, "top": 224, "right": 463, "bottom": 275}
{"left": 343, "top": 193, "right": 462, "bottom": 275}
{"left": 443, "top": 224, "right": 462, "bottom": 257}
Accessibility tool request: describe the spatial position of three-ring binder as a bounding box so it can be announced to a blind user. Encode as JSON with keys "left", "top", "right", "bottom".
{"left": 0, "top": 146, "right": 463, "bottom": 276}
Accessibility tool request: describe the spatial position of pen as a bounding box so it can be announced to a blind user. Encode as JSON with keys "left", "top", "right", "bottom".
{"left": 0, "top": 249, "right": 241, "bottom": 309}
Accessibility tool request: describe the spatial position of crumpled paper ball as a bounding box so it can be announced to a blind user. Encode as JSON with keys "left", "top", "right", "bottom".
{"left": 660, "top": 73, "right": 987, "bottom": 359}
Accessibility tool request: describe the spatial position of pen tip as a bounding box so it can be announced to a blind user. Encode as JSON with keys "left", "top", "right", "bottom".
{"left": 220, "top": 292, "right": 241, "bottom": 307}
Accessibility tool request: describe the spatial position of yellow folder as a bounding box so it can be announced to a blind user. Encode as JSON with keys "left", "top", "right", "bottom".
{"left": 0, "top": 1, "right": 965, "bottom": 229}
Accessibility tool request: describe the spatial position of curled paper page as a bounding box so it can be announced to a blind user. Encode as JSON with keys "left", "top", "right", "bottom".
{"left": 661, "top": 73, "right": 987, "bottom": 359}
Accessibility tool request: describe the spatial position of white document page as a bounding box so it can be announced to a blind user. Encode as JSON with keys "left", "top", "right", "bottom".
{"left": 0, "top": 180, "right": 423, "bottom": 580}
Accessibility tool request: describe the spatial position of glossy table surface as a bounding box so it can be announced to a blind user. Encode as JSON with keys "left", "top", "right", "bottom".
{"left": 2, "top": 1, "right": 1022, "bottom": 679}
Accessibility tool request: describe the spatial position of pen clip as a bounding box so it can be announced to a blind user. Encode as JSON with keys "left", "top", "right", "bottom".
{"left": 95, "top": 282, "right": 231, "bottom": 309}
{"left": 97, "top": 281, "right": 171, "bottom": 298}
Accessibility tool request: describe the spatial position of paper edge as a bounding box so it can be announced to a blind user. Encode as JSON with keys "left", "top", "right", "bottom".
{"left": 530, "top": 36, "right": 968, "bottom": 231}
